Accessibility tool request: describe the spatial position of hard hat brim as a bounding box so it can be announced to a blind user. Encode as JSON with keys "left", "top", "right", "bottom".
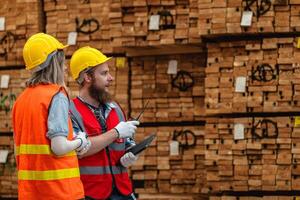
{"left": 58, "top": 44, "right": 69, "bottom": 50}
{"left": 104, "top": 56, "right": 112, "bottom": 64}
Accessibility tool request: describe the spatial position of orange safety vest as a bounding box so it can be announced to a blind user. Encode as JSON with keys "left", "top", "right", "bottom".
{"left": 70, "top": 98, "right": 133, "bottom": 200}
{"left": 12, "top": 84, "right": 84, "bottom": 200}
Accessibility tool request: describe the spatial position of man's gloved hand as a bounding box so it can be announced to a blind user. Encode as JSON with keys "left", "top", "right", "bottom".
{"left": 75, "top": 131, "right": 89, "bottom": 151}
{"left": 120, "top": 152, "right": 138, "bottom": 168}
{"left": 114, "top": 121, "right": 140, "bottom": 139}
{"left": 77, "top": 139, "right": 91, "bottom": 156}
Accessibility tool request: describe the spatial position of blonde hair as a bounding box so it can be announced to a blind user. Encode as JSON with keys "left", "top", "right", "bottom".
{"left": 26, "top": 51, "right": 65, "bottom": 87}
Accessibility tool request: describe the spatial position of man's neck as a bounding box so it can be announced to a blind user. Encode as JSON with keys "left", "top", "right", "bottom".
{"left": 79, "top": 90, "right": 99, "bottom": 108}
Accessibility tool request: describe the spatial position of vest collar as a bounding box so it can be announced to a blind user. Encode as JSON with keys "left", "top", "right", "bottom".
{"left": 76, "top": 96, "right": 116, "bottom": 118}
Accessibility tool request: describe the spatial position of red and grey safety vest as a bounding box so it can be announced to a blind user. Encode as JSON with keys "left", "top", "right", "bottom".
{"left": 70, "top": 97, "right": 133, "bottom": 199}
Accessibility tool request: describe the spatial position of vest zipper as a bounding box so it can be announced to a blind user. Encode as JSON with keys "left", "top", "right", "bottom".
{"left": 87, "top": 102, "right": 119, "bottom": 194}
{"left": 95, "top": 105, "right": 118, "bottom": 192}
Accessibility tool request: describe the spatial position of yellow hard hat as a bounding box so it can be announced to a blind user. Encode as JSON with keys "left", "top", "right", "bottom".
{"left": 70, "top": 46, "right": 111, "bottom": 80}
{"left": 23, "top": 33, "right": 68, "bottom": 70}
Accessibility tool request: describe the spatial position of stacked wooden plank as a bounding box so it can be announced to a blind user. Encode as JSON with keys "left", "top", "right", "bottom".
{"left": 210, "top": 196, "right": 296, "bottom": 200}
{"left": 44, "top": 0, "right": 113, "bottom": 55}
{"left": 205, "top": 38, "right": 300, "bottom": 115}
{"left": 198, "top": 0, "right": 300, "bottom": 35}
{"left": 0, "top": 0, "right": 42, "bottom": 67}
{"left": 0, "top": 69, "right": 30, "bottom": 132}
{"left": 205, "top": 116, "right": 299, "bottom": 193}
{"left": 204, "top": 36, "right": 300, "bottom": 197}
{"left": 120, "top": 0, "right": 200, "bottom": 47}
{"left": 0, "top": 136, "right": 17, "bottom": 198}
{"left": 44, "top": 0, "right": 201, "bottom": 52}
{"left": 110, "top": 0, "right": 126, "bottom": 49}
{"left": 130, "top": 125, "right": 205, "bottom": 197}
{"left": 130, "top": 54, "right": 205, "bottom": 122}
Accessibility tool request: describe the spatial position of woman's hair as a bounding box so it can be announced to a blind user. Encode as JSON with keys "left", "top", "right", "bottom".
{"left": 26, "top": 51, "right": 65, "bottom": 87}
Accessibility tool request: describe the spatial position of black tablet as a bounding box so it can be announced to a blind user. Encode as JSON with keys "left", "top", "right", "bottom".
{"left": 126, "top": 133, "right": 156, "bottom": 155}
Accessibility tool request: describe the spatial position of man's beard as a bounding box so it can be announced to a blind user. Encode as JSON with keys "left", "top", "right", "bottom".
{"left": 88, "top": 79, "right": 112, "bottom": 104}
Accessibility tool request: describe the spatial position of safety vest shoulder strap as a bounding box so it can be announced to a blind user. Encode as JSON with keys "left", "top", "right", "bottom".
{"left": 110, "top": 102, "right": 125, "bottom": 122}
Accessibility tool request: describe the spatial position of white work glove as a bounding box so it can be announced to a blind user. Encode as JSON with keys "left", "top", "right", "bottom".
{"left": 114, "top": 121, "right": 140, "bottom": 139}
{"left": 76, "top": 139, "right": 91, "bottom": 156}
{"left": 74, "top": 131, "right": 90, "bottom": 152}
{"left": 120, "top": 152, "right": 138, "bottom": 168}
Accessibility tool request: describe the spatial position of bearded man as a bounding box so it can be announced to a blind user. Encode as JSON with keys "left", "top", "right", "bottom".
{"left": 69, "top": 46, "right": 139, "bottom": 200}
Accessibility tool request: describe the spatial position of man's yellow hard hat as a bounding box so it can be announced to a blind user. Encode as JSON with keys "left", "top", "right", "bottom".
{"left": 23, "top": 33, "right": 68, "bottom": 70}
{"left": 70, "top": 46, "right": 111, "bottom": 80}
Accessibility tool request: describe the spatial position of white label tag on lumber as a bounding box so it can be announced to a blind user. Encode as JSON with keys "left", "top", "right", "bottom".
{"left": 170, "top": 140, "right": 179, "bottom": 156}
{"left": 167, "top": 60, "right": 178, "bottom": 75}
{"left": 0, "top": 150, "right": 9, "bottom": 163}
{"left": 241, "top": 11, "right": 253, "bottom": 27}
{"left": 67, "top": 32, "right": 78, "bottom": 45}
{"left": 234, "top": 124, "right": 245, "bottom": 140}
{"left": 0, "top": 75, "right": 10, "bottom": 89}
{"left": 235, "top": 76, "right": 246, "bottom": 93}
{"left": 149, "top": 15, "right": 160, "bottom": 30}
{"left": 0, "top": 17, "right": 5, "bottom": 31}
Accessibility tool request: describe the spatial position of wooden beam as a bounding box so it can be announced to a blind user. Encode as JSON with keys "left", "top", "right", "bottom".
{"left": 202, "top": 32, "right": 300, "bottom": 43}
{"left": 118, "top": 44, "right": 205, "bottom": 57}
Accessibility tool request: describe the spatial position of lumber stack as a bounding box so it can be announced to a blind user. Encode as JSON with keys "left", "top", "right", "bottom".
{"left": 0, "top": 136, "right": 17, "bottom": 198}
{"left": 119, "top": 0, "right": 200, "bottom": 47}
{"left": 0, "top": 69, "right": 30, "bottom": 132}
{"left": 0, "top": 0, "right": 42, "bottom": 67}
{"left": 130, "top": 125, "right": 205, "bottom": 197}
{"left": 205, "top": 37, "right": 300, "bottom": 115}
{"left": 210, "top": 196, "right": 296, "bottom": 200}
{"left": 205, "top": 116, "right": 299, "bottom": 193}
{"left": 130, "top": 54, "right": 205, "bottom": 122}
{"left": 44, "top": 0, "right": 201, "bottom": 54}
{"left": 198, "top": 0, "right": 300, "bottom": 35}
{"left": 44, "top": 0, "right": 113, "bottom": 55}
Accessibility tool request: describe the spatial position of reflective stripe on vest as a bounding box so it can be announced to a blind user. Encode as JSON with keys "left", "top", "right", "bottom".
{"left": 18, "top": 168, "right": 80, "bottom": 180}
{"left": 111, "top": 102, "right": 125, "bottom": 122}
{"left": 16, "top": 144, "right": 76, "bottom": 157}
{"left": 69, "top": 100, "right": 87, "bottom": 133}
{"left": 80, "top": 166, "right": 127, "bottom": 175}
{"left": 109, "top": 142, "right": 125, "bottom": 151}
{"left": 108, "top": 102, "right": 126, "bottom": 151}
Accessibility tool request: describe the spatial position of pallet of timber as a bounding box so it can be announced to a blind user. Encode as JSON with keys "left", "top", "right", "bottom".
{"left": 118, "top": 1, "right": 201, "bottom": 47}
{"left": 210, "top": 196, "right": 295, "bottom": 200}
{"left": 130, "top": 54, "right": 205, "bottom": 122}
{"left": 205, "top": 116, "right": 300, "bottom": 194}
{"left": 0, "top": 0, "right": 42, "bottom": 67}
{"left": 0, "top": 136, "right": 17, "bottom": 198}
{"left": 0, "top": 69, "right": 30, "bottom": 132}
{"left": 205, "top": 38, "right": 300, "bottom": 115}
{"left": 130, "top": 125, "right": 205, "bottom": 197}
{"left": 44, "top": 0, "right": 113, "bottom": 55}
{"left": 199, "top": 0, "right": 300, "bottom": 35}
